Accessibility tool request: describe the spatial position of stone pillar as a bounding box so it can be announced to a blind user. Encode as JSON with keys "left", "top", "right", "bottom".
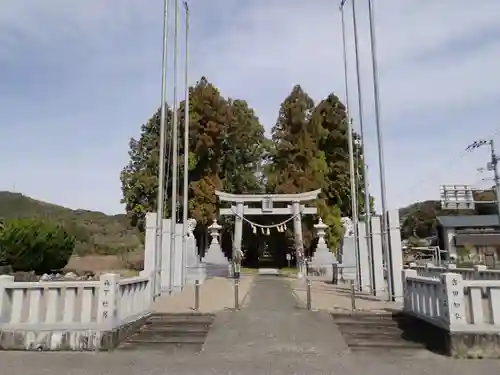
{"left": 143, "top": 213, "right": 159, "bottom": 297}
{"left": 371, "top": 216, "right": 384, "bottom": 297}
{"left": 144, "top": 213, "right": 157, "bottom": 276}
{"left": 202, "top": 219, "right": 229, "bottom": 277}
{"left": 172, "top": 222, "right": 184, "bottom": 293}
{"left": 161, "top": 218, "right": 172, "bottom": 294}
{"left": 292, "top": 202, "right": 305, "bottom": 279}
{"left": 97, "top": 273, "right": 120, "bottom": 328}
{"left": 184, "top": 218, "right": 206, "bottom": 284}
{"left": 402, "top": 268, "right": 417, "bottom": 313}
{"left": 340, "top": 217, "right": 357, "bottom": 281}
{"left": 387, "top": 210, "right": 404, "bottom": 302}
{"left": 310, "top": 218, "right": 336, "bottom": 277}
{"left": 0, "top": 275, "right": 14, "bottom": 322}
{"left": 440, "top": 272, "right": 466, "bottom": 330}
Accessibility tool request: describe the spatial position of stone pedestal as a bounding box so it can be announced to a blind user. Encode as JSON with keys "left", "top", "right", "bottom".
{"left": 310, "top": 218, "right": 336, "bottom": 277}
{"left": 202, "top": 220, "right": 229, "bottom": 278}
{"left": 185, "top": 234, "right": 206, "bottom": 284}
{"left": 340, "top": 235, "right": 357, "bottom": 281}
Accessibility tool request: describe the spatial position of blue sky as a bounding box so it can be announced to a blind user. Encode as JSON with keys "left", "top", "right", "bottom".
{"left": 1, "top": 0, "right": 500, "bottom": 214}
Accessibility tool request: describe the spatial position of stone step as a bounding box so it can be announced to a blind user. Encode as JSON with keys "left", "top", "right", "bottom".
{"left": 149, "top": 313, "right": 215, "bottom": 323}
{"left": 333, "top": 320, "right": 400, "bottom": 329}
{"left": 117, "top": 341, "right": 203, "bottom": 352}
{"left": 344, "top": 338, "right": 424, "bottom": 349}
{"left": 332, "top": 313, "right": 406, "bottom": 328}
{"left": 332, "top": 312, "right": 403, "bottom": 321}
{"left": 125, "top": 332, "right": 207, "bottom": 344}
{"left": 336, "top": 322, "right": 401, "bottom": 331}
{"left": 349, "top": 346, "right": 430, "bottom": 357}
{"left": 333, "top": 312, "right": 428, "bottom": 355}
{"left": 145, "top": 320, "right": 213, "bottom": 329}
{"left": 139, "top": 326, "right": 210, "bottom": 336}
{"left": 116, "top": 312, "right": 214, "bottom": 351}
{"left": 340, "top": 331, "right": 406, "bottom": 340}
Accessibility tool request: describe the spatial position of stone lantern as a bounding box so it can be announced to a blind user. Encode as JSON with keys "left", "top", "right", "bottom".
{"left": 314, "top": 218, "right": 328, "bottom": 245}
{"left": 208, "top": 219, "right": 222, "bottom": 245}
{"left": 310, "top": 218, "right": 336, "bottom": 277}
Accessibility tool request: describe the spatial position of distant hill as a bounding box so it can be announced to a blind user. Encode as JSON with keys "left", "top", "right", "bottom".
{"left": 0, "top": 191, "right": 142, "bottom": 256}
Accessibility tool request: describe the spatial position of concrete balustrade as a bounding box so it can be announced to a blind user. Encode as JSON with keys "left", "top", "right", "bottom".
{"left": 404, "top": 269, "right": 500, "bottom": 330}
{"left": 403, "top": 268, "right": 500, "bottom": 357}
{"left": 118, "top": 275, "right": 151, "bottom": 324}
{"left": 403, "top": 271, "right": 445, "bottom": 327}
{"left": 408, "top": 263, "right": 500, "bottom": 281}
{"left": 0, "top": 272, "right": 152, "bottom": 351}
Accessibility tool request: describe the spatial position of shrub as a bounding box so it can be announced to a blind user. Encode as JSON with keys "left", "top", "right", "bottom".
{"left": 0, "top": 218, "right": 75, "bottom": 274}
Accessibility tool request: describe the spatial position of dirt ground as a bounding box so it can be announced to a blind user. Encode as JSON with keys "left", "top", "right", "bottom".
{"left": 64, "top": 254, "right": 140, "bottom": 277}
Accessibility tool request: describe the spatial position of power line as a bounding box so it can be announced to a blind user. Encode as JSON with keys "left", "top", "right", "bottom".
{"left": 397, "top": 127, "right": 500, "bottom": 197}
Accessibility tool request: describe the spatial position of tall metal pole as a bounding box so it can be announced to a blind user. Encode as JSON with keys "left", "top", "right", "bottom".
{"left": 351, "top": 0, "right": 374, "bottom": 292}
{"left": 181, "top": 1, "right": 190, "bottom": 287}
{"left": 154, "top": 0, "right": 170, "bottom": 300}
{"left": 367, "top": 0, "right": 392, "bottom": 300}
{"left": 169, "top": 0, "right": 180, "bottom": 293}
{"left": 340, "top": 3, "right": 361, "bottom": 293}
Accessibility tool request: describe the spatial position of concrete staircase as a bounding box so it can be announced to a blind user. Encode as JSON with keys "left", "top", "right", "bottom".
{"left": 118, "top": 313, "right": 215, "bottom": 352}
{"left": 332, "top": 312, "right": 429, "bottom": 356}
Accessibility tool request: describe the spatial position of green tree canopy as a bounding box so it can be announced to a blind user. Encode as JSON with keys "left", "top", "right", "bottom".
{"left": 121, "top": 77, "right": 266, "bottom": 256}
{"left": 120, "top": 106, "right": 173, "bottom": 231}
{"left": 0, "top": 218, "right": 75, "bottom": 273}
{"left": 121, "top": 79, "right": 371, "bottom": 261}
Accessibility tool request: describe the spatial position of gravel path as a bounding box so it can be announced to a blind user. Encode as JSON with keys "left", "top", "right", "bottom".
{"left": 1, "top": 275, "right": 499, "bottom": 374}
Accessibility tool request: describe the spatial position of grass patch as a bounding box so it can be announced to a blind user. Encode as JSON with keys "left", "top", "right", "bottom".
{"left": 279, "top": 267, "right": 297, "bottom": 276}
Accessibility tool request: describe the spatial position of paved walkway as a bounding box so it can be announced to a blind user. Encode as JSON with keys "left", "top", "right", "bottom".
{"left": 199, "top": 275, "right": 350, "bottom": 360}
{"left": 289, "top": 277, "right": 402, "bottom": 313}
{"left": 1, "top": 276, "right": 500, "bottom": 374}
{"left": 153, "top": 276, "right": 254, "bottom": 313}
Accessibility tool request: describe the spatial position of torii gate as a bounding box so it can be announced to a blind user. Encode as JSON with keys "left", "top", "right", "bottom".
{"left": 215, "top": 189, "right": 321, "bottom": 277}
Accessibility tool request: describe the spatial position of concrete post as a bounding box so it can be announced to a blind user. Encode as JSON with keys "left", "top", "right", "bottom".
{"left": 0, "top": 275, "right": 14, "bottom": 323}
{"left": 98, "top": 273, "right": 120, "bottom": 328}
{"left": 440, "top": 272, "right": 466, "bottom": 330}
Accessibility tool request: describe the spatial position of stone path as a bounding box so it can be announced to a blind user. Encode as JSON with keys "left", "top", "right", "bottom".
{"left": 199, "top": 275, "right": 350, "bottom": 360}
{"left": 289, "top": 277, "right": 402, "bottom": 313}
{"left": 152, "top": 276, "right": 254, "bottom": 313}
{"left": 1, "top": 276, "right": 500, "bottom": 374}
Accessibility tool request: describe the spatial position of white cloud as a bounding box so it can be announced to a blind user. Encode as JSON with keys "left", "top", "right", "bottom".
{"left": 0, "top": 0, "right": 499, "bottom": 214}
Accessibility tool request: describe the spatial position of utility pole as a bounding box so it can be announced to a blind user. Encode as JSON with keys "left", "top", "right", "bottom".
{"left": 367, "top": 0, "right": 391, "bottom": 300}
{"left": 490, "top": 140, "right": 500, "bottom": 220}
{"left": 339, "top": 0, "right": 361, "bottom": 292}
{"left": 169, "top": 0, "right": 180, "bottom": 294}
{"left": 466, "top": 139, "right": 500, "bottom": 223}
{"left": 154, "top": 0, "right": 170, "bottom": 300}
{"left": 181, "top": 1, "right": 190, "bottom": 287}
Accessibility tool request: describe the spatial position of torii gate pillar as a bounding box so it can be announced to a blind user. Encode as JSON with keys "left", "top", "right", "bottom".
{"left": 233, "top": 202, "right": 244, "bottom": 257}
